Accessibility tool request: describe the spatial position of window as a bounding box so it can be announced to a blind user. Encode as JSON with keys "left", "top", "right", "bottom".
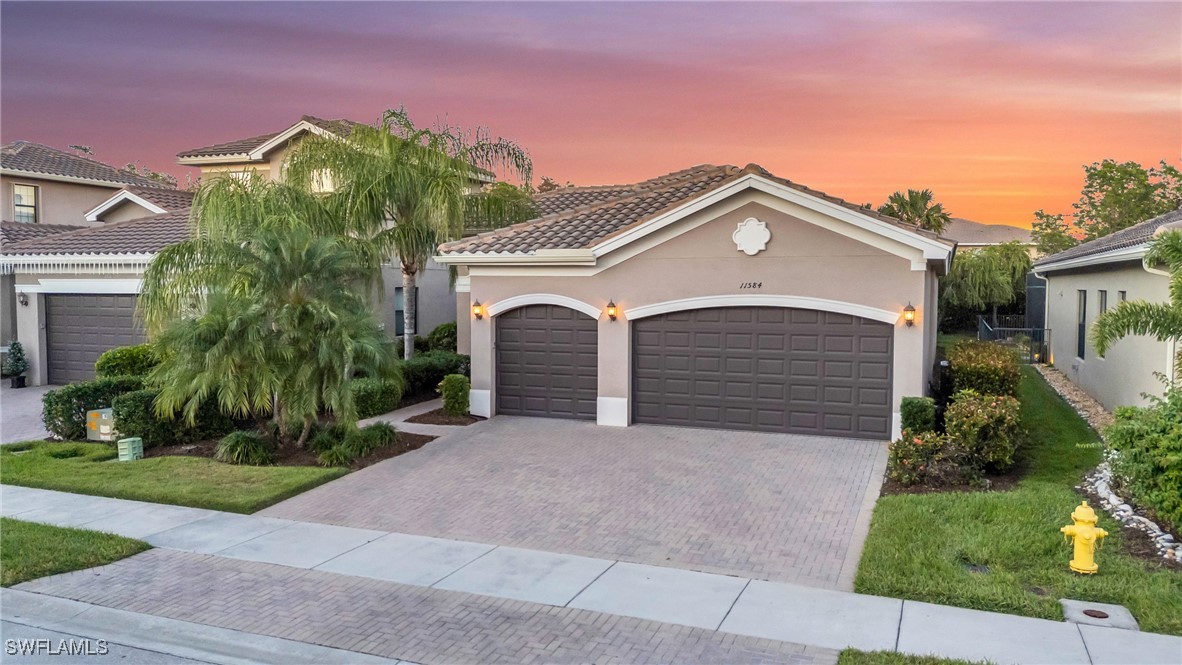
{"left": 1077, "top": 290, "right": 1087, "bottom": 359}
{"left": 393, "top": 286, "right": 419, "bottom": 336}
{"left": 12, "top": 184, "right": 38, "bottom": 223}
{"left": 309, "top": 169, "right": 335, "bottom": 194}
{"left": 1118, "top": 290, "right": 1127, "bottom": 302}
{"left": 1099, "top": 290, "right": 1108, "bottom": 314}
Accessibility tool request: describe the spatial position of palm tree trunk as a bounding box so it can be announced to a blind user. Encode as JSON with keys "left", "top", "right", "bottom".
{"left": 402, "top": 265, "right": 417, "bottom": 360}
{"left": 295, "top": 418, "right": 313, "bottom": 449}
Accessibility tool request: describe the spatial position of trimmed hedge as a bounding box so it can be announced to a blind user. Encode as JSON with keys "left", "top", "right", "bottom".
{"left": 111, "top": 389, "right": 234, "bottom": 448}
{"left": 1106, "top": 388, "right": 1182, "bottom": 532}
{"left": 426, "top": 322, "right": 458, "bottom": 352}
{"left": 394, "top": 336, "right": 431, "bottom": 358}
{"left": 352, "top": 378, "right": 405, "bottom": 419}
{"left": 439, "top": 374, "right": 470, "bottom": 416}
{"left": 948, "top": 340, "right": 1021, "bottom": 397}
{"left": 42, "top": 376, "right": 144, "bottom": 440}
{"left": 900, "top": 396, "right": 937, "bottom": 434}
{"left": 402, "top": 351, "right": 470, "bottom": 396}
{"left": 95, "top": 344, "right": 158, "bottom": 378}
{"left": 944, "top": 389, "right": 1023, "bottom": 474}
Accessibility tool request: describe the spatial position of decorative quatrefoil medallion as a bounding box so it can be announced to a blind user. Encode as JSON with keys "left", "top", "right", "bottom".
{"left": 733, "top": 217, "right": 771, "bottom": 256}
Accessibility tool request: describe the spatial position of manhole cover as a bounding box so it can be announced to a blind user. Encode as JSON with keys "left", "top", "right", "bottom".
{"left": 1083, "top": 609, "right": 1110, "bottom": 619}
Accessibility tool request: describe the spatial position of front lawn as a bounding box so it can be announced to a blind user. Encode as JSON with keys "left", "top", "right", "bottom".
{"left": 1, "top": 518, "right": 149, "bottom": 586}
{"left": 838, "top": 650, "right": 984, "bottom": 665}
{"left": 856, "top": 367, "right": 1182, "bottom": 635}
{"left": 1, "top": 442, "right": 347, "bottom": 513}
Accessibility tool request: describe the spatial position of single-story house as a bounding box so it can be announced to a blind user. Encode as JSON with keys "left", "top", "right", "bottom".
{"left": 1033, "top": 207, "right": 1182, "bottom": 410}
{"left": 940, "top": 217, "right": 1035, "bottom": 256}
{"left": 438, "top": 164, "right": 956, "bottom": 440}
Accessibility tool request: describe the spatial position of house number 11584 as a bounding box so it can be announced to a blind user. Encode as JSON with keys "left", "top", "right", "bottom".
{"left": 739, "top": 282, "right": 762, "bottom": 289}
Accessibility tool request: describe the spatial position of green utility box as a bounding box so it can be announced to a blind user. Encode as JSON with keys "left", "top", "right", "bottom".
{"left": 117, "top": 437, "right": 143, "bottom": 462}
{"left": 86, "top": 408, "right": 116, "bottom": 442}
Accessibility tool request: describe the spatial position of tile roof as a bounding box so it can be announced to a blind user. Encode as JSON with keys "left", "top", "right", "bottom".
{"left": 2, "top": 209, "right": 191, "bottom": 256}
{"left": 123, "top": 186, "right": 195, "bottom": 212}
{"left": 1, "top": 221, "right": 85, "bottom": 246}
{"left": 1035, "top": 207, "right": 1182, "bottom": 268}
{"left": 1, "top": 141, "right": 173, "bottom": 188}
{"left": 442, "top": 163, "right": 951, "bottom": 255}
{"left": 176, "top": 115, "right": 361, "bottom": 158}
{"left": 941, "top": 218, "right": 1032, "bottom": 245}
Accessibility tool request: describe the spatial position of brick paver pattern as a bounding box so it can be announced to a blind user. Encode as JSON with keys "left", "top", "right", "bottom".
{"left": 19, "top": 549, "right": 837, "bottom": 665}
{"left": 263, "top": 417, "right": 887, "bottom": 588}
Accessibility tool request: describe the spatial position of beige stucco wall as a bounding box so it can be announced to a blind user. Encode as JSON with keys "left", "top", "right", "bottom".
{"left": 458, "top": 194, "right": 937, "bottom": 436}
{"left": 1042, "top": 262, "right": 1174, "bottom": 409}
{"left": 98, "top": 200, "right": 164, "bottom": 224}
{"left": 1, "top": 175, "right": 120, "bottom": 227}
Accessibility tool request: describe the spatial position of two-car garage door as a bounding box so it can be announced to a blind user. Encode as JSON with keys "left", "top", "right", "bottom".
{"left": 45, "top": 294, "right": 143, "bottom": 384}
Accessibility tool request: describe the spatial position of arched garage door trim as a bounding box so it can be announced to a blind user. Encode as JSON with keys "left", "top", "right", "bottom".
{"left": 626, "top": 295, "right": 900, "bottom": 325}
{"left": 486, "top": 294, "right": 601, "bottom": 319}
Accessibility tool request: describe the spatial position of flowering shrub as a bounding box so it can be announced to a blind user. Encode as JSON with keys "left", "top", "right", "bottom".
{"left": 944, "top": 389, "right": 1023, "bottom": 473}
{"left": 887, "top": 430, "right": 965, "bottom": 487}
{"left": 1105, "top": 387, "right": 1182, "bottom": 532}
{"left": 948, "top": 340, "right": 1021, "bottom": 397}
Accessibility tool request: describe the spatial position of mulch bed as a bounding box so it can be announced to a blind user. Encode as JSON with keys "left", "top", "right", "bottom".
{"left": 144, "top": 431, "right": 436, "bottom": 471}
{"left": 1079, "top": 484, "right": 1182, "bottom": 571}
{"left": 404, "top": 408, "right": 484, "bottom": 426}
{"left": 879, "top": 467, "right": 1023, "bottom": 497}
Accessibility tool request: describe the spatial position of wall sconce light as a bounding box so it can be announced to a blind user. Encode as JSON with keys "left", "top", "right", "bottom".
{"left": 472, "top": 300, "right": 484, "bottom": 320}
{"left": 606, "top": 300, "right": 618, "bottom": 322}
{"left": 17, "top": 293, "right": 28, "bottom": 307}
{"left": 903, "top": 302, "right": 916, "bottom": 327}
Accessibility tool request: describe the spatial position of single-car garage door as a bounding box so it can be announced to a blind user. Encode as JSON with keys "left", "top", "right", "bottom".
{"left": 496, "top": 304, "right": 597, "bottom": 419}
{"left": 633, "top": 307, "right": 892, "bottom": 439}
{"left": 45, "top": 294, "right": 144, "bottom": 384}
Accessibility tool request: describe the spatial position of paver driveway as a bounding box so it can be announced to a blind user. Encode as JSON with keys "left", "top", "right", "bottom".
{"left": 263, "top": 417, "right": 888, "bottom": 589}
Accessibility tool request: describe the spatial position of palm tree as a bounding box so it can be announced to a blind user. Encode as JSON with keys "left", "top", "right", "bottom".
{"left": 878, "top": 189, "right": 952, "bottom": 234}
{"left": 1093, "top": 229, "right": 1182, "bottom": 378}
{"left": 285, "top": 108, "right": 533, "bottom": 359}
{"left": 140, "top": 175, "right": 400, "bottom": 449}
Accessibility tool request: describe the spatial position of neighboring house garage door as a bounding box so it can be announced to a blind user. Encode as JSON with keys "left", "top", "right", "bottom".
{"left": 632, "top": 307, "right": 892, "bottom": 439}
{"left": 45, "top": 294, "right": 144, "bottom": 384}
{"left": 496, "top": 304, "right": 598, "bottom": 420}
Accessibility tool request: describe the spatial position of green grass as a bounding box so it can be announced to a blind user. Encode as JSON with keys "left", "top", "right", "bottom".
{"left": 838, "top": 650, "right": 987, "bottom": 665}
{"left": 1, "top": 518, "right": 149, "bottom": 586}
{"left": 1, "top": 442, "right": 347, "bottom": 514}
{"left": 855, "top": 367, "right": 1182, "bottom": 635}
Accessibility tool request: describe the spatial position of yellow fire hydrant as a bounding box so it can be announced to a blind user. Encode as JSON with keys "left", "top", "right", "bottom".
{"left": 1061, "top": 501, "right": 1107, "bottom": 574}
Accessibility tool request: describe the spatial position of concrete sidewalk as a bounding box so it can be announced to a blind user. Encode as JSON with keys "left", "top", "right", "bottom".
{"left": 4, "top": 484, "right": 1179, "bottom": 664}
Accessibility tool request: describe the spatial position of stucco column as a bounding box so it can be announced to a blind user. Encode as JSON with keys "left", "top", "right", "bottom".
{"left": 596, "top": 315, "right": 629, "bottom": 426}
{"left": 468, "top": 308, "right": 494, "bottom": 417}
{"left": 15, "top": 292, "right": 47, "bottom": 386}
{"left": 891, "top": 318, "right": 926, "bottom": 439}
{"left": 455, "top": 290, "right": 472, "bottom": 356}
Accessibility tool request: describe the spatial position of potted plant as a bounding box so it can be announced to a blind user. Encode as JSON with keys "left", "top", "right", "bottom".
{"left": 3, "top": 341, "right": 28, "bottom": 388}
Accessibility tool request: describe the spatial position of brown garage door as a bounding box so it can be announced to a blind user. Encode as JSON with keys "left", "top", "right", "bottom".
{"left": 45, "top": 294, "right": 144, "bottom": 384}
{"left": 496, "top": 304, "right": 597, "bottom": 420}
{"left": 633, "top": 307, "right": 892, "bottom": 439}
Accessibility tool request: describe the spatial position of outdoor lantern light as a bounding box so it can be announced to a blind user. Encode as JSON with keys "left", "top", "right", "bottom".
{"left": 903, "top": 302, "right": 916, "bottom": 327}
{"left": 606, "top": 300, "right": 618, "bottom": 321}
{"left": 17, "top": 293, "right": 28, "bottom": 307}
{"left": 472, "top": 300, "right": 484, "bottom": 320}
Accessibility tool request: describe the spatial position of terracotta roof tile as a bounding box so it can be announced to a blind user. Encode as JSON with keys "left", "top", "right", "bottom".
{"left": 941, "top": 218, "right": 1032, "bottom": 245}
{"left": 176, "top": 115, "right": 360, "bottom": 159}
{"left": 2, "top": 209, "right": 191, "bottom": 256}
{"left": 441, "top": 163, "right": 950, "bottom": 256}
{"left": 1, "top": 221, "right": 85, "bottom": 246}
{"left": 1, "top": 141, "right": 173, "bottom": 188}
{"left": 123, "top": 186, "right": 195, "bottom": 212}
{"left": 1035, "top": 207, "right": 1182, "bottom": 267}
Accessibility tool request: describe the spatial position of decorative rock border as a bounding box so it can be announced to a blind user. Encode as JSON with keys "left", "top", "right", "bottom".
{"left": 1034, "top": 365, "right": 1179, "bottom": 563}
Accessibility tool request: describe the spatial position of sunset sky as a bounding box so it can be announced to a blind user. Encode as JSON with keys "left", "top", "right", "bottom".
{"left": 2, "top": 2, "right": 1178, "bottom": 226}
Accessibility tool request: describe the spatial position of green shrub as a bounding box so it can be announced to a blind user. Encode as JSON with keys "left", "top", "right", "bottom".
{"left": 2, "top": 341, "right": 28, "bottom": 377}
{"left": 215, "top": 431, "right": 275, "bottom": 465}
{"left": 402, "top": 351, "right": 470, "bottom": 396}
{"left": 944, "top": 389, "right": 1023, "bottom": 473}
{"left": 112, "top": 389, "right": 234, "bottom": 448}
{"left": 393, "top": 336, "right": 431, "bottom": 358}
{"left": 362, "top": 422, "right": 398, "bottom": 448}
{"left": 887, "top": 430, "right": 965, "bottom": 487}
{"left": 900, "top": 397, "right": 936, "bottom": 434}
{"left": 308, "top": 430, "right": 339, "bottom": 454}
{"left": 95, "top": 344, "right": 159, "bottom": 378}
{"left": 427, "top": 322, "right": 458, "bottom": 352}
{"left": 438, "top": 374, "right": 470, "bottom": 416}
{"left": 948, "top": 340, "right": 1021, "bottom": 397}
{"left": 1105, "top": 388, "right": 1182, "bottom": 532}
{"left": 352, "top": 378, "right": 405, "bottom": 419}
{"left": 42, "top": 376, "right": 145, "bottom": 440}
{"left": 317, "top": 444, "right": 354, "bottom": 467}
